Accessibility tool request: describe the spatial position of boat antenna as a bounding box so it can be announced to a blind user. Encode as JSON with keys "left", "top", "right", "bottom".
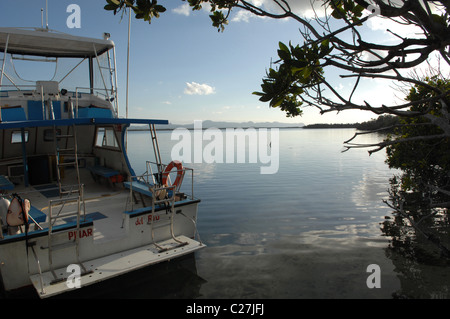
{"left": 126, "top": 7, "right": 131, "bottom": 119}
{"left": 45, "top": 0, "right": 49, "bottom": 29}
{"left": 124, "top": 7, "right": 131, "bottom": 152}
{"left": 41, "top": 1, "right": 49, "bottom": 29}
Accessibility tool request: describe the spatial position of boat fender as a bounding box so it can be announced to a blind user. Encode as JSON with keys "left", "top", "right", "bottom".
{"left": 0, "top": 198, "right": 10, "bottom": 233}
{"left": 6, "top": 194, "right": 30, "bottom": 227}
{"left": 162, "top": 160, "right": 184, "bottom": 188}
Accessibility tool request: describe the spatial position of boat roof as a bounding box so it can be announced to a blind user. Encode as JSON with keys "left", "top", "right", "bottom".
{"left": 0, "top": 117, "right": 169, "bottom": 129}
{"left": 0, "top": 27, "right": 114, "bottom": 58}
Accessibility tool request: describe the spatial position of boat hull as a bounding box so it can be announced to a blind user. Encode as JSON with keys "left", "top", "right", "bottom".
{"left": 0, "top": 199, "right": 203, "bottom": 298}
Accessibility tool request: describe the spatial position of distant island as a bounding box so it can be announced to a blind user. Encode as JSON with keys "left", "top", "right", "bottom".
{"left": 303, "top": 115, "right": 399, "bottom": 131}
{"left": 303, "top": 123, "right": 356, "bottom": 129}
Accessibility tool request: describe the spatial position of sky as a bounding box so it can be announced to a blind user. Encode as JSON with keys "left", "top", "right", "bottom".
{"left": 0, "top": 0, "right": 427, "bottom": 125}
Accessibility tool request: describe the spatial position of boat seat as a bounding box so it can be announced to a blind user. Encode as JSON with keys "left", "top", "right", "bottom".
{"left": 123, "top": 180, "right": 176, "bottom": 203}
{"left": 29, "top": 206, "right": 47, "bottom": 224}
{"left": 0, "top": 175, "right": 14, "bottom": 191}
{"left": 123, "top": 180, "right": 153, "bottom": 197}
{"left": 87, "top": 165, "right": 120, "bottom": 183}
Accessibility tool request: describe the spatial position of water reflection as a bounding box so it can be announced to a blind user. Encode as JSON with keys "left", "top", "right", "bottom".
{"left": 196, "top": 229, "right": 399, "bottom": 298}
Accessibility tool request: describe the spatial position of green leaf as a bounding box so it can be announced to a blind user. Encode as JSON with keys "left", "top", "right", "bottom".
{"left": 104, "top": 4, "right": 118, "bottom": 11}
{"left": 277, "top": 49, "right": 291, "bottom": 61}
{"left": 271, "top": 96, "right": 284, "bottom": 108}
{"left": 155, "top": 5, "right": 166, "bottom": 13}
{"left": 279, "top": 42, "right": 289, "bottom": 53}
{"left": 302, "top": 66, "right": 312, "bottom": 79}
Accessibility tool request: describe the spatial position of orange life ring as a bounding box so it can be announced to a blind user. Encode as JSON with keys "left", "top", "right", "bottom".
{"left": 162, "top": 160, "right": 184, "bottom": 187}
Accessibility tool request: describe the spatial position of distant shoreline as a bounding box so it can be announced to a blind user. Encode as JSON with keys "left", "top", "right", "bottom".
{"left": 127, "top": 115, "right": 398, "bottom": 131}
{"left": 302, "top": 123, "right": 357, "bottom": 129}
{"left": 128, "top": 120, "right": 305, "bottom": 131}
{"left": 303, "top": 115, "right": 399, "bottom": 131}
{"left": 128, "top": 126, "right": 305, "bottom": 131}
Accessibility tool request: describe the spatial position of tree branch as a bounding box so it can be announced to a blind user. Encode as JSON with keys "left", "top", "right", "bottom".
{"left": 343, "top": 132, "right": 447, "bottom": 154}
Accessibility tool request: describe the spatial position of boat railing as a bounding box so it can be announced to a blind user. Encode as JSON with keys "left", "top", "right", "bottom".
{"left": 0, "top": 183, "right": 85, "bottom": 233}
{"left": 126, "top": 165, "right": 201, "bottom": 250}
{"left": 0, "top": 84, "right": 114, "bottom": 122}
{"left": 126, "top": 161, "right": 195, "bottom": 210}
{"left": 145, "top": 160, "right": 195, "bottom": 200}
{"left": 0, "top": 84, "right": 37, "bottom": 93}
{"left": 74, "top": 86, "right": 117, "bottom": 113}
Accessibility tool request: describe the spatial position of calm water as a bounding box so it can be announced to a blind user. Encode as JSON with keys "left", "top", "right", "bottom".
{"left": 119, "top": 128, "right": 448, "bottom": 299}
{"left": 10, "top": 128, "right": 450, "bottom": 299}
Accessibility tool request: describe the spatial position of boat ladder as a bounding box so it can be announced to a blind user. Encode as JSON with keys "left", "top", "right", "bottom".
{"left": 50, "top": 98, "right": 82, "bottom": 197}
{"left": 28, "top": 193, "right": 91, "bottom": 296}
{"left": 149, "top": 123, "right": 163, "bottom": 178}
{"left": 149, "top": 184, "right": 189, "bottom": 253}
{"left": 45, "top": 195, "right": 90, "bottom": 284}
{"left": 147, "top": 124, "right": 186, "bottom": 251}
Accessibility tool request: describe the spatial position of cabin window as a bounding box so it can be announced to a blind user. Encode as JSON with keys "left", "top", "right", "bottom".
{"left": 11, "top": 131, "right": 29, "bottom": 144}
{"left": 95, "top": 127, "right": 119, "bottom": 149}
{"left": 43, "top": 128, "right": 61, "bottom": 141}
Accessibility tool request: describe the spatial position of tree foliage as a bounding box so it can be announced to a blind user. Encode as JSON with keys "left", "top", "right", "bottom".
{"left": 387, "top": 76, "right": 450, "bottom": 183}
{"left": 386, "top": 76, "right": 450, "bottom": 208}
{"left": 381, "top": 76, "right": 450, "bottom": 259}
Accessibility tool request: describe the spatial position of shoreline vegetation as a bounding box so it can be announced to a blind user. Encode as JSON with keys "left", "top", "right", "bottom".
{"left": 129, "top": 120, "right": 305, "bottom": 131}
{"left": 303, "top": 115, "right": 399, "bottom": 131}
{"left": 128, "top": 115, "right": 398, "bottom": 131}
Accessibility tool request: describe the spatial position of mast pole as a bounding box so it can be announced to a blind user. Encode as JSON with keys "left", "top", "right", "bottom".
{"left": 126, "top": 7, "right": 131, "bottom": 119}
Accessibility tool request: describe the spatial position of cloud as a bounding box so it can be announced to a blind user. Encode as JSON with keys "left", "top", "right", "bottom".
{"left": 173, "top": 1, "right": 327, "bottom": 23}
{"left": 172, "top": 3, "right": 191, "bottom": 16}
{"left": 231, "top": 10, "right": 255, "bottom": 23}
{"left": 184, "top": 82, "right": 216, "bottom": 95}
{"left": 172, "top": 2, "right": 213, "bottom": 16}
{"left": 231, "top": 0, "right": 327, "bottom": 22}
{"left": 367, "top": 16, "right": 423, "bottom": 40}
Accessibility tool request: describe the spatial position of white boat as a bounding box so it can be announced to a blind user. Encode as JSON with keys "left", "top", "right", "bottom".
{"left": 0, "top": 27, "right": 204, "bottom": 298}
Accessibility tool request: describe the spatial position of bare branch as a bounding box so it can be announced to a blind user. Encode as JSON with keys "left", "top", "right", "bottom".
{"left": 343, "top": 132, "right": 447, "bottom": 154}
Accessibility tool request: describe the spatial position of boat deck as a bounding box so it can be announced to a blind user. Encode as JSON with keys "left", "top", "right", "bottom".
{"left": 4, "top": 166, "right": 142, "bottom": 243}
{"left": 29, "top": 235, "right": 201, "bottom": 298}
